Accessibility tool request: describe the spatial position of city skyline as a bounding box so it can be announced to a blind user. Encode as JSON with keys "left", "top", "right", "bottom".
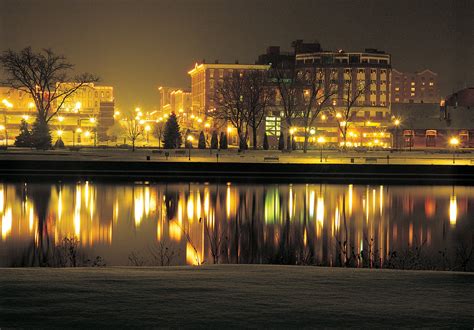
{"left": 1, "top": 0, "right": 472, "bottom": 112}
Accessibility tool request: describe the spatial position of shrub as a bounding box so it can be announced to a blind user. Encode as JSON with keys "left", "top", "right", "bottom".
{"left": 198, "top": 131, "right": 206, "bottom": 149}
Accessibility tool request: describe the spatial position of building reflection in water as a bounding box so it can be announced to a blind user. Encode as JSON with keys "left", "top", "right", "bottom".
{"left": 0, "top": 182, "right": 472, "bottom": 266}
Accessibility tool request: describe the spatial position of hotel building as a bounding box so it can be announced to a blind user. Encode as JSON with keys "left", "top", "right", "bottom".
{"left": 259, "top": 42, "right": 393, "bottom": 148}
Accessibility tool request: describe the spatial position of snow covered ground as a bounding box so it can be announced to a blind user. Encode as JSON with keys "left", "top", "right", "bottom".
{"left": 1, "top": 265, "right": 473, "bottom": 328}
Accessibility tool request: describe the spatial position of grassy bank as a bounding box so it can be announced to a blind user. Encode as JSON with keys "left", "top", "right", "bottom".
{"left": 1, "top": 265, "right": 473, "bottom": 327}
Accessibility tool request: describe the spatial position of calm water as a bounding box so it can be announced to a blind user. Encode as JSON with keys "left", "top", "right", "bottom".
{"left": 0, "top": 181, "right": 472, "bottom": 267}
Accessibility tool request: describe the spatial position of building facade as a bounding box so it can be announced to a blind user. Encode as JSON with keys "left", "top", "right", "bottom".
{"left": 158, "top": 86, "right": 192, "bottom": 114}
{"left": 391, "top": 69, "right": 439, "bottom": 104}
{"left": 257, "top": 42, "right": 393, "bottom": 148}
{"left": 0, "top": 83, "right": 115, "bottom": 146}
{"left": 188, "top": 62, "right": 270, "bottom": 118}
{"left": 391, "top": 103, "right": 474, "bottom": 149}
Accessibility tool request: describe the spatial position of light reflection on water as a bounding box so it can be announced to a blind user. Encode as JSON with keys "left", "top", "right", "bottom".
{"left": 0, "top": 182, "right": 472, "bottom": 267}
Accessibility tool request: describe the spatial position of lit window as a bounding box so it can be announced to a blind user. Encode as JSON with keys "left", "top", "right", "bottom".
{"left": 395, "top": 87, "right": 400, "bottom": 91}
{"left": 429, "top": 82, "right": 434, "bottom": 86}
{"left": 411, "top": 82, "right": 415, "bottom": 86}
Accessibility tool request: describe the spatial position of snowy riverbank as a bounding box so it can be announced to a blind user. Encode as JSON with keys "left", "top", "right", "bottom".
{"left": 1, "top": 265, "right": 473, "bottom": 327}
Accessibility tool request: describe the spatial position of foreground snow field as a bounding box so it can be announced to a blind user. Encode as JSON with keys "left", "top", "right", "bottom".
{"left": 1, "top": 265, "right": 473, "bottom": 328}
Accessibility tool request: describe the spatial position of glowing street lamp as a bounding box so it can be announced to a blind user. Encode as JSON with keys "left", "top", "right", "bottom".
{"left": 450, "top": 137, "right": 459, "bottom": 164}
{"left": 74, "top": 102, "right": 81, "bottom": 113}
{"left": 393, "top": 118, "right": 401, "bottom": 150}
{"left": 89, "top": 117, "right": 97, "bottom": 147}
{"left": 0, "top": 125, "right": 6, "bottom": 147}
{"left": 317, "top": 136, "right": 326, "bottom": 163}
{"left": 145, "top": 125, "right": 151, "bottom": 144}
{"left": 1, "top": 99, "right": 13, "bottom": 108}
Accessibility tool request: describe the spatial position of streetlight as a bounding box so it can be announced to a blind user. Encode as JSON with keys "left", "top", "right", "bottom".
{"left": 1, "top": 99, "right": 12, "bottom": 148}
{"left": 89, "top": 117, "right": 97, "bottom": 147}
{"left": 449, "top": 137, "right": 459, "bottom": 164}
{"left": 317, "top": 136, "right": 326, "bottom": 163}
{"left": 74, "top": 127, "right": 83, "bottom": 147}
{"left": 393, "top": 118, "right": 401, "bottom": 150}
{"left": 145, "top": 125, "right": 151, "bottom": 144}
{"left": 0, "top": 125, "right": 6, "bottom": 147}
{"left": 187, "top": 135, "right": 194, "bottom": 160}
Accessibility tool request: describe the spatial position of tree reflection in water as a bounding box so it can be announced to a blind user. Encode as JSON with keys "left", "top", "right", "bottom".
{"left": 0, "top": 182, "right": 473, "bottom": 270}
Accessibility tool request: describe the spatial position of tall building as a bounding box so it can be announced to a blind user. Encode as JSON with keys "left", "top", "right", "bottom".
{"left": 257, "top": 42, "right": 393, "bottom": 147}
{"left": 0, "top": 83, "right": 115, "bottom": 145}
{"left": 391, "top": 69, "right": 439, "bottom": 104}
{"left": 188, "top": 62, "right": 270, "bottom": 118}
{"left": 158, "top": 86, "right": 192, "bottom": 115}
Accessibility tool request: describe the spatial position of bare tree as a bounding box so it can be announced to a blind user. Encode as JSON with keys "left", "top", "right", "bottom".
{"left": 242, "top": 70, "right": 271, "bottom": 150}
{"left": 273, "top": 62, "right": 301, "bottom": 151}
{"left": 331, "top": 71, "right": 369, "bottom": 148}
{"left": 0, "top": 47, "right": 98, "bottom": 124}
{"left": 153, "top": 119, "right": 165, "bottom": 148}
{"left": 123, "top": 116, "right": 144, "bottom": 151}
{"left": 211, "top": 71, "right": 249, "bottom": 149}
{"left": 299, "top": 68, "right": 337, "bottom": 153}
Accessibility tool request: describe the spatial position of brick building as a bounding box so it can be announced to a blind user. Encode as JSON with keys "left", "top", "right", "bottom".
{"left": 391, "top": 103, "right": 474, "bottom": 149}
{"left": 391, "top": 69, "right": 439, "bottom": 104}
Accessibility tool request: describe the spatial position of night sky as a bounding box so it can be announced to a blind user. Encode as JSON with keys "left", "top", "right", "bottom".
{"left": 1, "top": 0, "right": 472, "bottom": 112}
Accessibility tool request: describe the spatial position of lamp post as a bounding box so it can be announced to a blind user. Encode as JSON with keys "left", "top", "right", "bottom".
{"left": 0, "top": 125, "right": 6, "bottom": 148}
{"left": 317, "top": 136, "right": 326, "bottom": 163}
{"left": 2, "top": 99, "right": 13, "bottom": 148}
{"left": 187, "top": 135, "right": 193, "bottom": 160}
{"left": 393, "top": 119, "right": 400, "bottom": 150}
{"left": 75, "top": 127, "right": 83, "bottom": 146}
{"left": 450, "top": 137, "right": 459, "bottom": 164}
{"left": 145, "top": 125, "right": 151, "bottom": 144}
{"left": 89, "top": 117, "right": 97, "bottom": 147}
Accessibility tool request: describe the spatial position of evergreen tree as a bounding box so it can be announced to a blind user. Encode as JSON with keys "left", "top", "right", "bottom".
{"left": 278, "top": 132, "right": 285, "bottom": 151}
{"left": 162, "top": 113, "right": 182, "bottom": 149}
{"left": 54, "top": 138, "right": 65, "bottom": 149}
{"left": 14, "top": 119, "right": 32, "bottom": 147}
{"left": 30, "top": 118, "right": 52, "bottom": 149}
{"left": 219, "top": 132, "right": 228, "bottom": 149}
{"left": 292, "top": 137, "right": 297, "bottom": 150}
{"left": 286, "top": 135, "right": 291, "bottom": 151}
{"left": 263, "top": 133, "right": 269, "bottom": 150}
{"left": 210, "top": 131, "right": 218, "bottom": 149}
{"left": 198, "top": 131, "right": 206, "bottom": 149}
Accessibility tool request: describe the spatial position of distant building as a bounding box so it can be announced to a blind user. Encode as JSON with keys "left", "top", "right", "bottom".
{"left": 188, "top": 62, "right": 270, "bottom": 118}
{"left": 391, "top": 103, "right": 474, "bottom": 148}
{"left": 158, "top": 87, "right": 191, "bottom": 114}
{"left": 445, "top": 87, "right": 474, "bottom": 108}
{"left": 391, "top": 69, "right": 439, "bottom": 104}
{"left": 257, "top": 41, "right": 393, "bottom": 148}
{"left": 0, "top": 83, "right": 115, "bottom": 145}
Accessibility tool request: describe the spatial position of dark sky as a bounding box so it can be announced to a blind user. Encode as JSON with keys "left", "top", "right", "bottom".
{"left": 1, "top": 0, "right": 472, "bottom": 111}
